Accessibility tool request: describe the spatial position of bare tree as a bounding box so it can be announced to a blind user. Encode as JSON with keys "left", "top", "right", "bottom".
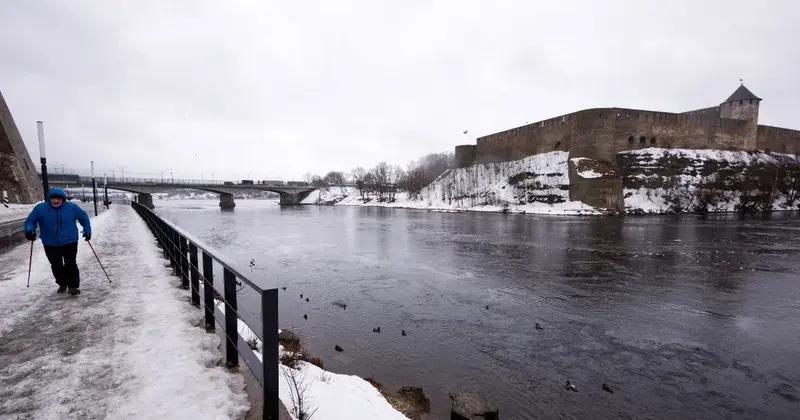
{"left": 362, "top": 170, "right": 376, "bottom": 200}
{"left": 352, "top": 167, "right": 367, "bottom": 199}
{"left": 323, "top": 171, "right": 346, "bottom": 186}
{"left": 388, "top": 165, "right": 404, "bottom": 202}
{"left": 283, "top": 367, "right": 317, "bottom": 420}
{"left": 372, "top": 162, "right": 391, "bottom": 201}
{"left": 310, "top": 175, "right": 326, "bottom": 188}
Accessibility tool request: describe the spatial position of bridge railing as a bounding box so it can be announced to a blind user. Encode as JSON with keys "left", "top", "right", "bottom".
{"left": 130, "top": 201, "right": 279, "bottom": 419}
{"left": 44, "top": 173, "right": 298, "bottom": 187}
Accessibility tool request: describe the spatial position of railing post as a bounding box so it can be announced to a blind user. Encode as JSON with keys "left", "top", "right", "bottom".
{"left": 189, "top": 243, "right": 200, "bottom": 306}
{"left": 172, "top": 229, "right": 179, "bottom": 275}
{"left": 223, "top": 268, "right": 239, "bottom": 368}
{"left": 180, "top": 237, "right": 189, "bottom": 289}
{"left": 169, "top": 228, "right": 177, "bottom": 272}
{"left": 202, "top": 252, "right": 215, "bottom": 332}
{"left": 261, "top": 288, "right": 279, "bottom": 420}
{"left": 161, "top": 221, "right": 168, "bottom": 258}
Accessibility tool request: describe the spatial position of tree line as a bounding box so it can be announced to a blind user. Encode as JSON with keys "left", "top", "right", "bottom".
{"left": 302, "top": 151, "right": 455, "bottom": 202}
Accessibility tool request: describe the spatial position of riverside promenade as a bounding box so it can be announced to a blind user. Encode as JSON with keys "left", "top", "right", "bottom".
{"left": 0, "top": 206, "right": 251, "bottom": 419}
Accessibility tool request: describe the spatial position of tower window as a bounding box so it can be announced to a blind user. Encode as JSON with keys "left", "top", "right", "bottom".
{"left": 639, "top": 136, "right": 646, "bottom": 144}
{"left": 650, "top": 137, "right": 656, "bottom": 145}
{"left": 739, "top": 100, "right": 743, "bottom": 105}
{"left": 628, "top": 136, "right": 634, "bottom": 144}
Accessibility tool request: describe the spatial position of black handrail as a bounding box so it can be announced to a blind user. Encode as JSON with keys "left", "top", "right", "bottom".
{"left": 131, "top": 201, "right": 279, "bottom": 420}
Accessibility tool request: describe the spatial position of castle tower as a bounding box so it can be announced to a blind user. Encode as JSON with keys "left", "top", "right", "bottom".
{"left": 0, "top": 89, "right": 42, "bottom": 203}
{"left": 719, "top": 84, "right": 761, "bottom": 150}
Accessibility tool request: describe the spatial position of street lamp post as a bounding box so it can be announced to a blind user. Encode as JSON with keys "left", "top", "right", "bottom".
{"left": 104, "top": 174, "right": 109, "bottom": 209}
{"left": 37, "top": 121, "right": 49, "bottom": 201}
{"left": 91, "top": 161, "right": 98, "bottom": 216}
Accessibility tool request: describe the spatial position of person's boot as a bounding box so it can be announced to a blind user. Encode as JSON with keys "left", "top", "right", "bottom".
{"left": 57, "top": 285, "right": 68, "bottom": 293}
{"left": 69, "top": 288, "right": 81, "bottom": 296}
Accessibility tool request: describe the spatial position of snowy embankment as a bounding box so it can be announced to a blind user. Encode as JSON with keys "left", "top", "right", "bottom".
{"left": 214, "top": 302, "right": 409, "bottom": 420}
{"left": 304, "top": 151, "right": 598, "bottom": 215}
{"left": 0, "top": 207, "right": 249, "bottom": 419}
{"left": 619, "top": 148, "right": 800, "bottom": 214}
{"left": 0, "top": 203, "right": 34, "bottom": 224}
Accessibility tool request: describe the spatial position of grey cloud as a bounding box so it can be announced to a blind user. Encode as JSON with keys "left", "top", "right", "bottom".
{"left": 1, "top": 0, "right": 798, "bottom": 181}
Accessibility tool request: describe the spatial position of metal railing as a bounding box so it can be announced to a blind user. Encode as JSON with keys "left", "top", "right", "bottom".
{"left": 131, "top": 201, "right": 279, "bottom": 419}
{"left": 42, "top": 173, "right": 301, "bottom": 187}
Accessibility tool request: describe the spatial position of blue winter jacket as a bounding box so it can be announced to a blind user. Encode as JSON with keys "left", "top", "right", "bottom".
{"left": 24, "top": 188, "right": 92, "bottom": 247}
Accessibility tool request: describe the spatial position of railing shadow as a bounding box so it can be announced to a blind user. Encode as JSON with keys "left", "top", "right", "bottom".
{"left": 131, "top": 201, "right": 279, "bottom": 419}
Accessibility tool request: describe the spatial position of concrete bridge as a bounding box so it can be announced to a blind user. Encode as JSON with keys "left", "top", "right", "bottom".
{"left": 44, "top": 175, "right": 316, "bottom": 209}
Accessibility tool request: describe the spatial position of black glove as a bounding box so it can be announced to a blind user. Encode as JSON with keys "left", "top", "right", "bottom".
{"left": 25, "top": 231, "right": 36, "bottom": 241}
{"left": 83, "top": 232, "right": 91, "bottom": 241}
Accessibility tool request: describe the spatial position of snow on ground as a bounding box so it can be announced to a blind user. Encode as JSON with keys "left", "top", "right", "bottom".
{"left": 0, "top": 206, "right": 249, "bottom": 419}
{"left": 620, "top": 148, "right": 798, "bottom": 214}
{"left": 215, "top": 302, "right": 409, "bottom": 420}
{"left": 0, "top": 203, "right": 35, "bottom": 224}
{"left": 570, "top": 157, "right": 606, "bottom": 179}
{"left": 623, "top": 147, "right": 788, "bottom": 167}
{"left": 304, "top": 151, "right": 599, "bottom": 215}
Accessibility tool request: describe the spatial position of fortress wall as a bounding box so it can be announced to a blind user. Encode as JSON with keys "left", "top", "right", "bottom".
{"left": 569, "top": 109, "right": 616, "bottom": 162}
{"left": 475, "top": 112, "right": 575, "bottom": 163}
{"left": 454, "top": 145, "right": 477, "bottom": 168}
{"left": 757, "top": 125, "right": 800, "bottom": 154}
{"left": 611, "top": 110, "right": 749, "bottom": 152}
{"left": 680, "top": 106, "right": 720, "bottom": 117}
{"left": 469, "top": 107, "right": 759, "bottom": 168}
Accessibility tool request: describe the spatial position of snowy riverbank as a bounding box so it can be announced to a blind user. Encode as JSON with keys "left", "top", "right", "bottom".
{"left": 305, "top": 148, "right": 800, "bottom": 216}
{"left": 215, "top": 302, "right": 409, "bottom": 420}
{"left": 304, "top": 151, "right": 599, "bottom": 215}
{"left": 619, "top": 148, "right": 800, "bottom": 214}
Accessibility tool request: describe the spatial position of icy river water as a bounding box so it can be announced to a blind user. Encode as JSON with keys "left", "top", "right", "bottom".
{"left": 155, "top": 199, "right": 800, "bottom": 420}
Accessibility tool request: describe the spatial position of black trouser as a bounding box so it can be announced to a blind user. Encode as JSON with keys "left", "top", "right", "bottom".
{"left": 43, "top": 241, "right": 80, "bottom": 289}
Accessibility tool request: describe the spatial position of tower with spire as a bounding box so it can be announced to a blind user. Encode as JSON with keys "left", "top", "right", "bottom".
{"left": 719, "top": 83, "right": 761, "bottom": 149}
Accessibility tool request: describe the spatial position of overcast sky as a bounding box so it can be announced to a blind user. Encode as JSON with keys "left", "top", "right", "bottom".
{"left": 1, "top": 0, "right": 798, "bottom": 181}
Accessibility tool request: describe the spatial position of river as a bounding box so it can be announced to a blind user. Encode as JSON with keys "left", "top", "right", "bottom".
{"left": 154, "top": 199, "right": 800, "bottom": 420}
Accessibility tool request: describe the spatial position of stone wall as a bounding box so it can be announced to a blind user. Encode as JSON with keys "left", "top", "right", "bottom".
{"left": 470, "top": 107, "right": 755, "bottom": 166}
{"left": 567, "top": 158, "right": 623, "bottom": 212}
{"left": 680, "top": 106, "right": 720, "bottom": 117}
{"left": 475, "top": 112, "right": 574, "bottom": 164}
{"left": 454, "top": 145, "right": 477, "bottom": 168}
{"left": 0, "top": 90, "right": 41, "bottom": 204}
{"left": 756, "top": 125, "right": 800, "bottom": 154}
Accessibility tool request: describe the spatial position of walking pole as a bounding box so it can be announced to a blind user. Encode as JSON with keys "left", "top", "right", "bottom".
{"left": 86, "top": 240, "right": 112, "bottom": 283}
{"left": 26, "top": 241, "right": 34, "bottom": 288}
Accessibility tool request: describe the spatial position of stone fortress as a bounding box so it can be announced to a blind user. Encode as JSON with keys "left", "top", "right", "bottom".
{"left": 455, "top": 84, "right": 800, "bottom": 169}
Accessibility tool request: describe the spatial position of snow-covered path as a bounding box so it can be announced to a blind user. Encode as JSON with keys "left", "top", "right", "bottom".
{"left": 0, "top": 206, "right": 249, "bottom": 420}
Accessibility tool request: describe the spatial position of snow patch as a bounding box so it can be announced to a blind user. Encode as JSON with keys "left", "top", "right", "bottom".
{"left": 570, "top": 157, "right": 606, "bottom": 179}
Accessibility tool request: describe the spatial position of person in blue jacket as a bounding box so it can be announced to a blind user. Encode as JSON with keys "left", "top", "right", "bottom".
{"left": 24, "top": 187, "right": 92, "bottom": 296}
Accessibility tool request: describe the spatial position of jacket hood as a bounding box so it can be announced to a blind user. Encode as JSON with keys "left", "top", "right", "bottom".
{"left": 47, "top": 188, "right": 67, "bottom": 200}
